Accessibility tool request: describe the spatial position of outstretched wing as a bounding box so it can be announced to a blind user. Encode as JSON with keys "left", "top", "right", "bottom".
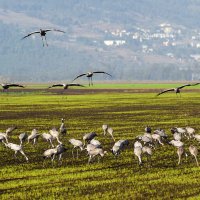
{"left": 7, "top": 84, "right": 24, "bottom": 88}
{"left": 21, "top": 31, "right": 40, "bottom": 39}
{"left": 67, "top": 83, "right": 85, "bottom": 87}
{"left": 177, "top": 84, "right": 191, "bottom": 89}
{"left": 44, "top": 29, "right": 65, "bottom": 33}
{"left": 72, "top": 73, "right": 87, "bottom": 82}
{"left": 191, "top": 82, "right": 200, "bottom": 86}
{"left": 48, "top": 84, "right": 64, "bottom": 88}
{"left": 156, "top": 88, "right": 174, "bottom": 96}
{"left": 93, "top": 71, "right": 112, "bottom": 77}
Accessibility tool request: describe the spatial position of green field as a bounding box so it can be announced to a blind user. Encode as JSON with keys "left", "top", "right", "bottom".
{"left": 22, "top": 82, "right": 200, "bottom": 89}
{"left": 0, "top": 87, "right": 200, "bottom": 199}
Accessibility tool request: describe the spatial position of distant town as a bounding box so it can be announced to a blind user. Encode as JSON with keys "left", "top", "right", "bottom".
{"left": 103, "top": 23, "right": 200, "bottom": 62}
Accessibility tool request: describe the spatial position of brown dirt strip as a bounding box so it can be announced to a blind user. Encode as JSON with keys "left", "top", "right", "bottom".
{"left": 0, "top": 88, "right": 200, "bottom": 95}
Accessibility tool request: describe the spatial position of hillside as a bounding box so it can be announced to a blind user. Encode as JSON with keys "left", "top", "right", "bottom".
{"left": 0, "top": 1, "right": 200, "bottom": 82}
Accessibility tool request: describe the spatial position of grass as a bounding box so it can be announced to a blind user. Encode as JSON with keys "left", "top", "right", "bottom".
{"left": 19, "top": 82, "right": 200, "bottom": 89}
{"left": 0, "top": 89, "right": 200, "bottom": 199}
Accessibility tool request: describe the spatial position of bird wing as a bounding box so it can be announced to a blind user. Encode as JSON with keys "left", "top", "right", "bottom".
{"left": 156, "top": 88, "right": 174, "bottom": 96}
{"left": 191, "top": 82, "right": 200, "bottom": 86}
{"left": 93, "top": 71, "right": 112, "bottom": 76}
{"left": 177, "top": 84, "right": 191, "bottom": 89}
{"left": 67, "top": 83, "right": 85, "bottom": 87}
{"left": 48, "top": 84, "right": 64, "bottom": 88}
{"left": 44, "top": 29, "right": 65, "bottom": 33}
{"left": 72, "top": 73, "right": 87, "bottom": 82}
{"left": 21, "top": 31, "right": 40, "bottom": 39}
{"left": 7, "top": 84, "right": 24, "bottom": 88}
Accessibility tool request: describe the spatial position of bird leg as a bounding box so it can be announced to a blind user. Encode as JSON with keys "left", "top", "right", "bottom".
{"left": 58, "top": 154, "right": 63, "bottom": 165}
{"left": 41, "top": 36, "right": 45, "bottom": 47}
{"left": 49, "top": 139, "right": 54, "bottom": 148}
{"left": 111, "top": 134, "right": 115, "bottom": 142}
{"left": 158, "top": 139, "right": 164, "bottom": 146}
{"left": 138, "top": 156, "right": 142, "bottom": 166}
{"left": 91, "top": 76, "right": 93, "bottom": 86}
{"left": 194, "top": 156, "right": 199, "bottom": 167}
{"left": 56, "top": 137, "right": 62, "bottom": 145}
{"left": 5, "top": 136, "right": 8, "bottom": 143}
{"left": 20, "top": 150, "right": 28, "bottom": 162}
{"left": 33, "top": 138, "right": 37, "bottom": 145}
{"left": 44, "top": 35, "right": 48, "bottom": 46}
{"left": 97, "top": 156, "right": 100, "bottom": 163}
{"left": 14, "top": 151, "right": 18, "bottom": 159}
{"left": 51, "top": 154, "right": 55, "bottom": 167}
{"left": 88, "top": 155, "right": 93, "bottom": 164}
{"left": 72, "top": 148, "right": 75, "bottom": 158}
{"left": 76, "top": 148, "right": 79, "bottom": 159}
{"left": 178, "top": 154, "right": 181, "bottom": 165}
{"left": 88, "top": 77, "right": 90, "bottom": 86}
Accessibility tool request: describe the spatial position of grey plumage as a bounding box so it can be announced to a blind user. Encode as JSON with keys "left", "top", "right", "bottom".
{"left": 69, "top": 139, "right": 84, "bottom": 158}
{"left": 83, "top": 132, "right": 97, "bottom": 145}
{"left": 88, "top": 148, "right": 107, "bottom": 164}
{"left": 60, "top": 118, "right": 67, "bottom": 136}
{"left": 49, "top": 128, "right": 62, "bottom": 144}
{"left": 111, "top": 140, "right": 129, "bottom": 156}
{"left": 4, "top": 143, "right": 28, "bottom": 162}
{"left": 189, "top": 145, "right": 199, "bottom": 167}
{"left": 102, "top": 124, "right": 115, "bottom": 141}
{"left": 42, "top": 133, "right": 54, "bottom": 147}
{"left": 43, "top": 144, "right": 66, "bottom": 166}
{"left": 19, "top": 133, "right": 28, "bottom": 145}
{"left": 27, "top": 129, "right": 40, "bottom": 145}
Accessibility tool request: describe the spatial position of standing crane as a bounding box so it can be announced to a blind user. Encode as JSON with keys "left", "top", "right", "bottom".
{"left": 27, "top": 129, "right": 40, "bottom": 145}
{"left": 42, "top": 133, "right": 54, "bottom": 148}
{"left": 88, "top": 148, "right": 107, "bottom": 164}
{"left": 102, "top": 124, "right": 115, "bottom": 141}
{"left": 59, "top": 118, "right": 67, "bottom": 136}
{"left": 4, "top": 143, "right": 28, "bottom": 162}
{"left": 189, "top": 145, "right": 199, "bottom": 167}
{"left": 49, "top": 128, "right": 62, "bottom": 144}
{"left": 69, "top": 139, "right": 84, "bottom": 158}
{"left": 43, "top": 144, "right": 66, "bottom": 167}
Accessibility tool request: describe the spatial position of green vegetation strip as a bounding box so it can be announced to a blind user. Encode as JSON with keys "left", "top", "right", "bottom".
{"left": 0, "top": 91, "right": 200, "bottom": 199}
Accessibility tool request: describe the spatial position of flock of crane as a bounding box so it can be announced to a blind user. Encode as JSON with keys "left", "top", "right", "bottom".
{"left": 0, "top": 118, "right": 199, "bottom": 167}
{"left": 0, "top": 28, "right": 199, "bottom": 167}
{"left": 1, "top": 80, "right": 200, "bottom": 96}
